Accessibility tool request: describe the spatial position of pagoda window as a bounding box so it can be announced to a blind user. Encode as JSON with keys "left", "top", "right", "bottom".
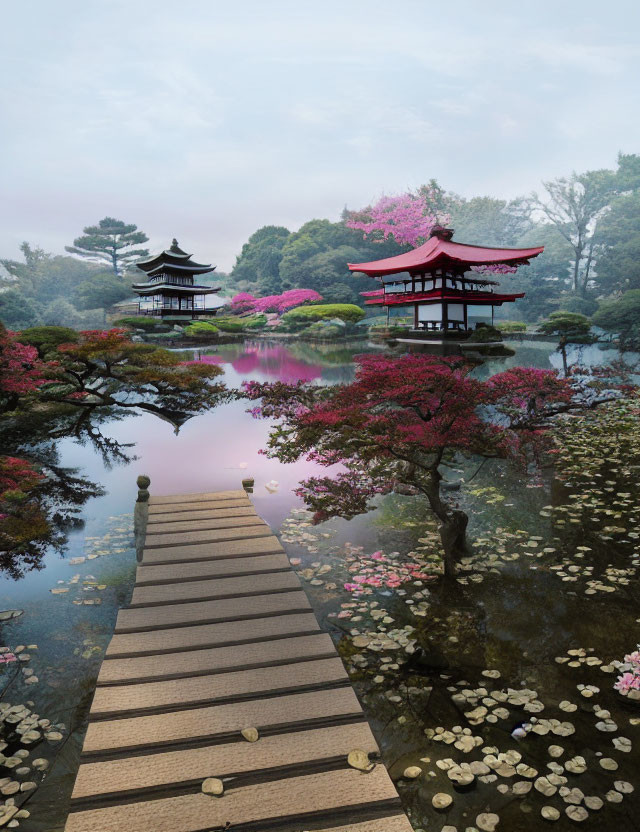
{"left": 448, "top": 303, "right": 464, "bottom": 322}
{"left": 417, "top": 302, "right": 442, "bottom": 324}
{"left": 434, "top": 278, "right": 443, "bottom": 289}
{"left": 467, "top": 304, "right": 493, "bottom": 328}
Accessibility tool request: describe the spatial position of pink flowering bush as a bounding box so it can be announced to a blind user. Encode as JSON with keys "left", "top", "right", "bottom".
{"left": 231, "top": 289, "right": 322, "bottom": 315}
{"left": 614, "top": 647, "right": 640, "bottom": 697}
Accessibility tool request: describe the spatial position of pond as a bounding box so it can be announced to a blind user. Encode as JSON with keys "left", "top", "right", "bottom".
{"left": 1, "top": 338, "right": 638, "bottom": 831}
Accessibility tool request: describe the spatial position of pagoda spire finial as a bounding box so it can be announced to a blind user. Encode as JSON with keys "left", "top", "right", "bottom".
{"left": 429, "top": 226, "right": 454, "bottom": 241}
{"left": 170, "top": 238, "right": 180, "bottom": 251}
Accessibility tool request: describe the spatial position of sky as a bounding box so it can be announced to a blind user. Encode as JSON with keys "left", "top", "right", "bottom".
{"left": 1, "top": 0, "right": 639, "bottom": 272}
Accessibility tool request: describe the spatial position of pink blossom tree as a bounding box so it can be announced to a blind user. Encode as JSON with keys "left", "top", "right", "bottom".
{"left": 345, "top": 192, "right": 447, "bottom": 248}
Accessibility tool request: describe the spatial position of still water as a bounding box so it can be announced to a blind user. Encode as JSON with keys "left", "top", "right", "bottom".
{"left": 1, "top": 338, "right": 638, "bottom": 831}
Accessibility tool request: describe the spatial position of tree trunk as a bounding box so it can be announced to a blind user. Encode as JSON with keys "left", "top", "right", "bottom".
{"left": 423, "top": 469, "right": 469, "bottom": 579}
{"left": 439, "top": 508, "right": 469, "bottom": 579}
{"left": 560, "top": 339, "right": 568, "bottom": 377}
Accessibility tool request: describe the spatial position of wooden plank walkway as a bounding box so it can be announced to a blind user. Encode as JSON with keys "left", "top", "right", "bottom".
{"left": 64, "top": 489, "right": 413, "bottom": 832}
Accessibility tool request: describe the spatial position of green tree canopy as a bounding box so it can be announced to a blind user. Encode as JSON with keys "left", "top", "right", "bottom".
{"left": 592, "top": 290, "right": 640, "bottom": 348}
{"left": 230, "top": 226, "right": 291, "bottom": 294}
{"left": 529, "top": 169, "right": 618, "bottom": 296}
{"left": 72, "top": 272, "right": 131, "bottom": 311}
{"left": 594, "top": 191, "right": 640, "bottom": 294}
{"left": 65, "top": 217, "right": 149, "bottom": 275}
{"left": 0, "top": 289, "right": 40, "bottom": 329}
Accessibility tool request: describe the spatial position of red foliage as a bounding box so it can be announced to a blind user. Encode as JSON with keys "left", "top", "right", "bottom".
{"left": 244, "top": 353, "right": 573, "bottom": 574}
{"left": 0, "top": 330, "right": 52, "bottom": 395}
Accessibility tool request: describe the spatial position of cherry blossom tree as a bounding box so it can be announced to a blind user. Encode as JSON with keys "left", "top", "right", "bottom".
{"left": 345, "top": 192, "right": 446, "bottom": 247}
{"left": 245, "top": 354, "right": 572, "bottom": 578}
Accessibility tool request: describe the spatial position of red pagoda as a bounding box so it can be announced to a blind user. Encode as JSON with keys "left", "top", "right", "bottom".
{"left": 132, "top": 239, "right": 220, "bottom": 318}
{"left": 348, "top": 227, "right": 543, "bottom": 333}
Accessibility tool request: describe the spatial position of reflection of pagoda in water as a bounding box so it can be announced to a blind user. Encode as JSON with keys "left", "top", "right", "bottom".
{"left": 132, "top": 239, "right": 220, "bottom": 318}
{"left": 348, "top": 227, "right": 543, "bottom": 334}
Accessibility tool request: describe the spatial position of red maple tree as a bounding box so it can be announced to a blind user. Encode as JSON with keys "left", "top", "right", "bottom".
{"left": 245, "top": 353, "right": 572, "bottom": 577}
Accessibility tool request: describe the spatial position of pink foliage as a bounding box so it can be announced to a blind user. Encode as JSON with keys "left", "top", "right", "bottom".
{"left": 471, "top": 264, "right": 518, "bottom": 275}
{"left": 345, "top": 191, "right": 449, "bottom": 247}
{"left": 232, "top": 289, "right": 322, "bottom": 315}
{"left": 614, "top": 646, "right": 640, "bottom": 695}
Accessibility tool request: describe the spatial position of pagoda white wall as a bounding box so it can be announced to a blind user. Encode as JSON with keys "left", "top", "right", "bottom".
{"left": 447, "top": 303, "right": 465, "bottom": 321}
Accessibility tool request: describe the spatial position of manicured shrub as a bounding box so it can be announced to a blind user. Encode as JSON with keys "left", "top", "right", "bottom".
{"left": 467, "top": 324, "right": 503, "bottom": 343}
{"left": 114, "top": 316, "right": 166, "bottom": 331}
{"left": 209, "top": 317, "right": 244, "bottom": 333}
{"left": 149, "top": 331, "right": 182, "bottom": 341}
{"left": 18, "top": 326, "right": 79, "bottom": 357}
{"left": 497, "top": 320, "right": 527, "bottom": 333}
{"left": 184, "top": 322, "right": 219, "bottom": 339}
{"left": 243, "top": 314, "right": 268, "bottom": 329}
{"left": 283, "top": 304, "right": 365, "bottom": 324}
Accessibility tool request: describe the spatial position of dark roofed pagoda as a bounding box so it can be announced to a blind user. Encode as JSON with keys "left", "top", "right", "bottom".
{"left": 132, "top": 239, "right": 220, "bottom": 318}
{"left": 348, "top": 226, "right": 543, "bottom": 334}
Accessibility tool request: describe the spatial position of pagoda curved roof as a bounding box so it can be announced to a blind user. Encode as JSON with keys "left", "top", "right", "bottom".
{"left": 137, "top": 239, "right": 214, "bottom": 274}
{"left": 348, "top": 230, "right": 544, "bottom": 277}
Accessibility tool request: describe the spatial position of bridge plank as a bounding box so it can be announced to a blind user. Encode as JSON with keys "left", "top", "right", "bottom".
{"left": 147, "top": 502, "right": 254, "bottom": 524}
{"left": 143, "top": 523, "right": 273, "bottom": 550}
{"left": 134, "top": 552, "right": 291, "bottom": 585}
{"left": 65, "top": 766, "right": 402, "bottom": 832}
{"left": 71, "top": 723, "right": 378, "bottom": 801}
{"left": 139, "top": 535, "right": 284, "bottom": 565}
{"left": 98, "top": 633, "right": 335, "bottom": 685}
{"left": 82, "top": 687, "right": 365, "bottom": 755}
{"left": 130, "top": 570, "right": 300, "bottom": 606}
{"left": 143, "top": 514, "right": 266, "bottom": 536}
{"left": 106, "top": 612, "right": 321, "bottom": 658}
{"left": 149, "top": 489, "right": 248, "bottom": 507}
{"left": 115, "top": 590, "right": 311, "bottom": 633}
{"left": 90, "top": 657, "right": 350, "bottom": 719}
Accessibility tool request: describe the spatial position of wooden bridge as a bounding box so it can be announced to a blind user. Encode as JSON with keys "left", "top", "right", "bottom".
{"left": 64, "top": 487, "right": 414, "bottom": 832}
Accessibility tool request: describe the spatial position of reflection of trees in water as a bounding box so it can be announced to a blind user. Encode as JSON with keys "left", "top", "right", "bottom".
{"left": 193, "top": 338, "right": 370, "bottom": 383}
{"left": 0, "top": 400, "right": 200, "bottom": 580}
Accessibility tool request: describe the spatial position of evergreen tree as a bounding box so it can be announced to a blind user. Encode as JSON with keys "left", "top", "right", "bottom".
{"left": 65, "top": 217, "right": 149, "bottom": 275}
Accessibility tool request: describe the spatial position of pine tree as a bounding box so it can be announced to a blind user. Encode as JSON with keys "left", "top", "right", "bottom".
{"left": 65, "top": 217, "right": 149, "bottom": 275}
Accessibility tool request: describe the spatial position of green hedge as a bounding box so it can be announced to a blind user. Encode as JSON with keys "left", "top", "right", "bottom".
{"left": 497, "top": 320, "right": 527, "bottom": 333}
{"left": 18, "top": 326, "right": 79, "bottom": 357}
{"left": 283, "top": 304, "right": 365, "bottom": 324}
{"left": 184, "top": 322, "right": 219, "bottom": 339}
{"left": 149, "top": 331, "right": 182, "bottom": 341}
{"left": 113, "top": 316, "right": 168, "bottom": 331}
{"left": 202, "top": 314, "right": 267, "bottom": 332}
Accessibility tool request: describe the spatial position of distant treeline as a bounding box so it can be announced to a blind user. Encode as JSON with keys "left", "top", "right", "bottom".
{"left": 1, "top": 152, "right": 639, "bottom": 329}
